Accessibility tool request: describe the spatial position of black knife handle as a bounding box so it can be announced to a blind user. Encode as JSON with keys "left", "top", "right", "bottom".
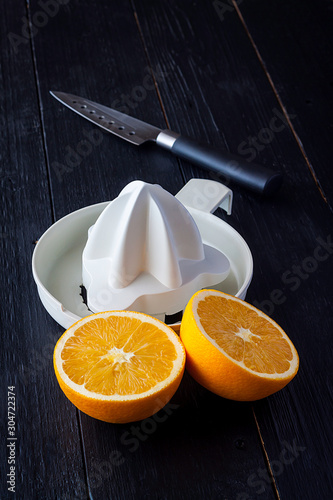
{"left": 169, "top": 135, "right": 282, "bottom": 196}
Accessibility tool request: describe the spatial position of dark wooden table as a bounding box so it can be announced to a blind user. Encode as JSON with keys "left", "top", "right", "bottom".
{"left": 1, "top": 1, "right": 333, "bottom": 499}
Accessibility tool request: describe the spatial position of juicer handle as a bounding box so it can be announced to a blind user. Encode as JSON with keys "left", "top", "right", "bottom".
{"left": 176, "top": 179, "right": 233, "bottom": 215}
{"left": 166, "top": 135, "right": 282, "bottom": 196}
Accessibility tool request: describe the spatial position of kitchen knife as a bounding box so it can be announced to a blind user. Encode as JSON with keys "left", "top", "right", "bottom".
{"left": 50, "top": 91, "right": 282, "bottom": 195}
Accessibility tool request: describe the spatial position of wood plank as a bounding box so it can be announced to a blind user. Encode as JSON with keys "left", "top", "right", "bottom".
{"left": 133, "top": 0, "right": 333, "bottom": 499}
{"left": 235, "top": 0, "right": 333, "bottom": 209}
{"left": 29, "top": 0, "right": 186, "bottom": 219}
{"left": 0, "top": 1, "right": 87, "bottom": 498}
{"left": 79, "top": 375, "right": 276, "bottom": 499}
{"left": 28, "top": 0, "right": 277, "bottom": 498}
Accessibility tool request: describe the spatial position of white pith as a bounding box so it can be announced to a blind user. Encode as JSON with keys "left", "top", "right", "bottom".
{"left": 104, "top": 347, "right": 134, "bottom": 364}
{"left": 235, "top": 327, "right": 262, "bottom": 343}
{"left": 54, "top": 311, "right": 185, "bottom": 401}
{"left": 193, "top": 290, "right": 299, "bottom": 379}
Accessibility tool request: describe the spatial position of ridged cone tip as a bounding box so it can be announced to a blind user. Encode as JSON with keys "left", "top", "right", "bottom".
{"left": 82, "top": 181, "right": 230, "bottom": 315}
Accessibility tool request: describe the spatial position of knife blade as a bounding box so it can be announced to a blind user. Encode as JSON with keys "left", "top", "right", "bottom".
{"left": 50, "top": 91, "right": 282, "bottom": 195}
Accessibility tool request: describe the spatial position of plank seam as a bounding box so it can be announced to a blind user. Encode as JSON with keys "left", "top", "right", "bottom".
{"left": 130, "top": 0, "right": 187, "bottom": 185}
{"left": 130, "top": 0, "right": 171, "bottom": 129}
{"left": 232, "top": 0, "right": 329, "bottom": 206}
{"left": 252, "top": 405, "right": 281, "bottom": 500}
{"left": 77, "top": 411, "right": 93, "bottom": 500}
{"left": 26, "top": 3, "right": 90, "bottom": 497}
{"left": 26, "top": 0, "right": 56, "bottom": 223}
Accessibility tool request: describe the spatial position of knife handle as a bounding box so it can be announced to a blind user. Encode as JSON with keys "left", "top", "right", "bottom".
{"left": 158, "top": 133, "right": 282, "bottom": 195}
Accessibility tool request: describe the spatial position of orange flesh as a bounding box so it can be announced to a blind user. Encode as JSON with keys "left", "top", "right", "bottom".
{"left": 198, "top": 296, "right": 293, "bottom": 374}
{"left": 61, "top": 316, "right": 177, "bottom": 395}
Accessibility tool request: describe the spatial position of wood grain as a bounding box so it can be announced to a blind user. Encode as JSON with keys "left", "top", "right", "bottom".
{"left": 133, "top": 0, "right": 333, "bottom": 499}
{"left": 27, "top": 0, "right": 277, "bottom": 497}
{"left": 1, "top": 0, "right": 332, "bottom": 498}
{"left": 235, "top": 0, "right": 333, "bottom": 209}
{"left": 0, "top": 1, "right": 87, "bottom": 498}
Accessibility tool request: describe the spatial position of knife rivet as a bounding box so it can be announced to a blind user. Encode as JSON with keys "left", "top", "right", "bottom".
{"left": 118, "top": 126, "right": 125, "bottom": 130}
{"left": 80, "top": 105, "right": 87, "bottom": 109}
{"left": 129, "top": 131, "right": 136, "bottom": 135}
{"left": 108, "top": 121, "right": 115, "bottom": 125}
{"left": 89, "top": 110, "right": 96, "bottom": 114}
{"left": 98, "top": 116, "right": 105, "bottom": 120}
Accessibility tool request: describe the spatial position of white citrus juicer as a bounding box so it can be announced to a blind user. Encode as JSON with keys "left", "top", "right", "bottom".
{"left": 32, "top": 179, "right": 253, "bottom": 329}
{"left": 82, "top": 180, "right": 230, "bottom": 317}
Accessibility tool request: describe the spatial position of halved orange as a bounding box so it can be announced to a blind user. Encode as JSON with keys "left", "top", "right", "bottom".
{"left": 180, "top": 290, "right": 299, "bottom": 401}
{"left": 54, "top": 311, "right": 185, "bottom": 423}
